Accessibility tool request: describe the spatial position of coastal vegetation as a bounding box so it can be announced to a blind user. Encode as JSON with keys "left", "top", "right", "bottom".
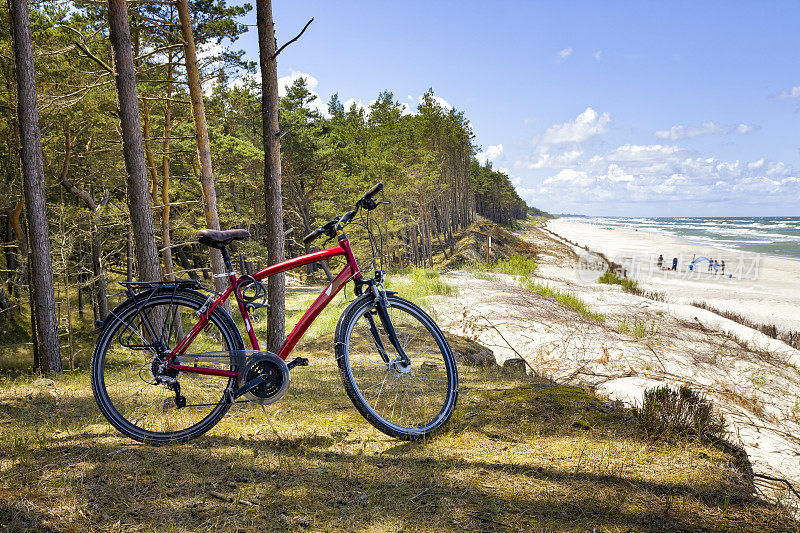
{"left": 521, "top": 279, "right": 605, "bottom": 322}
{"left": 598, "top": 270, "right": 641, "bottom": 294}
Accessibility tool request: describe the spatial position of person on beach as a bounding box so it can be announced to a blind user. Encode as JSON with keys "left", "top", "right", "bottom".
{"left": 657, "top": 254, "right": 663, "bottom": 269}
{"left": 713, "top": 260, "right": 720, "bottom": 274}
{"left": 721, "top": 260, "right": 725, "bottom": 275}
{"left": 672, "top": 257, "right": 678, "bottom": 270}
{"left": 708, "top": 259, "right": 713, "bottom": 272}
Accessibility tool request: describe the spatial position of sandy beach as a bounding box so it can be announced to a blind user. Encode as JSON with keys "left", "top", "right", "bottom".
{"left": 546, "top": 218, "right": 800, "bottom": 334}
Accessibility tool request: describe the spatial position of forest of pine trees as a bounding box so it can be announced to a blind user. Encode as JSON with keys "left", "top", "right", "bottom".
{"left": 0, "top": 1, "right": 532, "bottom": 371}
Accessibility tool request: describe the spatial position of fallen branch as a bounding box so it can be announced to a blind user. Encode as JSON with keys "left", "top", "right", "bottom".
{"left": 753, "top": 473, "right": 800, "bottom": 500}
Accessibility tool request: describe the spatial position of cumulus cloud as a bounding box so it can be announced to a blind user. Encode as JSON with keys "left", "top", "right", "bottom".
{"left": 539, "top": 107, "right": 611, "bottom": 144}
{"left": 654, "top": 121, "right": 760, "bottom": 140}
{"left": 476, "top": 144, "right": 504, "bottom": 164}
{"left": 534, "top": 142, "right": 798, "bottom": 206}
{"left": 558, "top": 48, "right": 573, "bottom": 60}
{"left": 778, "top": 86, "right": 800, "bottom": 98}
{"left": 518, "top": 110, "right": 793, "bottom": 210}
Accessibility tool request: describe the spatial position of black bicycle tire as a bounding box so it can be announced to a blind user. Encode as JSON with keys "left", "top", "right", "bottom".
{"left": 335, "top": 294, "right": 458, "bottom": 440}
{"left": 90, "top": 289, "right": 245, "bottom": 444}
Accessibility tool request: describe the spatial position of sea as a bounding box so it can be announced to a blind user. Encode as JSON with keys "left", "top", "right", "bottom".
{"left": 578, "top": 216, "right": 800, "bottom": 260}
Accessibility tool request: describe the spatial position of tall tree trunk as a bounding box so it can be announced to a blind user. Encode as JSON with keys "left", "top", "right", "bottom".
{"left": 108, "top": 0, "right": 161, "bottom": 283}
{"left": 256, "top": 0, "right": 286, "bottom": 352}
{"left": 10, "top": 0, "right": 61, "bottom": 373}
{"left": 176, "top": 0, "right": 227, "bottom": 293}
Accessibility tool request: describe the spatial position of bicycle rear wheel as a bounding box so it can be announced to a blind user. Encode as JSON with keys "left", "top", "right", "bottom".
{"left": 91, "top": 289, "right": 244, "bottom": 444}
{"left": 335, "top": 294, "right": 458, "bottom": 440}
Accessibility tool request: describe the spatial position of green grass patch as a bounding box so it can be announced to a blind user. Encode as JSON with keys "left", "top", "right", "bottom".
{"left": 385, "top": 268, "right": 455, "bottom": 302}
{"left": 598, "top": 270, "right": 641, "bottom": 294}
{"left": 495, "top": 254, "right": 538, "bottom": 277}
{"left": 522, "top": 279, "right": 605, "bottom": 321}
{"left": 617, "top": 318, "right": 659, "bottom": 338}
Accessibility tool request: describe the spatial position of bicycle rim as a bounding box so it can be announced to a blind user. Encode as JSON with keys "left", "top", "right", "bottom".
{"left": 340, "top": 296, "right": 457, "bottom": 438}
{"left": 91, "top": 291, "right": 241, "bottom": 443}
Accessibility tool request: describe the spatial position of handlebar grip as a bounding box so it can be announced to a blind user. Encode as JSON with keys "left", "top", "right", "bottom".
{"left": 363, "top": 182, "right": 383, "bottom": 201}
{"left": 302, "top": 227, "right": 323, "bottom": 244}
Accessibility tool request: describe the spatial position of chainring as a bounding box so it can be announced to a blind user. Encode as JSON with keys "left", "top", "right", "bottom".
{"left": 239, "top": 351, "right": 290, "bottom": 405}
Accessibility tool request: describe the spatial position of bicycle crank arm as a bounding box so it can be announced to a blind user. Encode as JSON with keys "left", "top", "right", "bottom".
{"left": 233, "top": 375, "right": 267, "bottom": 399}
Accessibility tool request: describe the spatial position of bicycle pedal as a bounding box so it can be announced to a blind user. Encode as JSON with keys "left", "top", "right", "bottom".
{"left": 287, "top": 357, "right": 309, "bottom": 370}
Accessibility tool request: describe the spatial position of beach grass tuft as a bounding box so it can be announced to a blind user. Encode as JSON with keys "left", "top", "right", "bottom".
{"left": 617, "top": 317, "right": 659, "bottom": 338}
{"left": 495, "top": 254, "right": 538, "bottom": 277}
{"left": 522, "top": 279, "right": 605, "bottom": 321}
{"left": 598, "top": 270, "right": 641, "bottom": 293}
{"left": 691, "top": 300, "right": 800, "bottom": 351}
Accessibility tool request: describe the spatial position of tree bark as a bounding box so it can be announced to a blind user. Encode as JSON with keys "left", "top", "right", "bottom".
{"left": 256, "top": 0, "right": 286, "bottom": 352}
{"left": 10, "top": 0, "right": 62, "bottom": 373}
{"left": 108, "top": 0, "right": 162, "bottom": 284}
{"left": 176, "top": 0, "right": 227, "bottom": 293}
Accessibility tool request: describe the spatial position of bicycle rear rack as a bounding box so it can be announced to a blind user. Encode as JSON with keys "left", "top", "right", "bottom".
{"left": 119, "top": 279, "right": 201, "bottom": 298}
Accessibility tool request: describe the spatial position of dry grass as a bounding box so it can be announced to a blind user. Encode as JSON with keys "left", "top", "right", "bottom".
{"left": 0, "top": 341, "right": 796, "bottom": 532}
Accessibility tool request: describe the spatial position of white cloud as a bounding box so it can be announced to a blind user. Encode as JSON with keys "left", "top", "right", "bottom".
{"left": 654, "top": 121, "right": 759, "bottom": 140}
{"left": 277, "top": 71, "right": 319, "bottom": 97}
{"left": 778, "top": 86, "right": 800, "bottom": 98}
{"left": 523, "top": 148, "right": 583, "bottom": 169}
{"left": 533, "top": 140, "right": 799, "bottom": 207}
{"left": 593, "top": 50, "right": 602, "bottom": 61}
{"left": 539, "top": 107, "right": 611, "bottom": 144}
{"left": 476, "top": 144, "right": 504, "bottom": 164}
{"left": 735, "top": 123, "right": 759, "bottom": 134}
{"left": 558, "top": 47, "right": 573, "bottom": 60}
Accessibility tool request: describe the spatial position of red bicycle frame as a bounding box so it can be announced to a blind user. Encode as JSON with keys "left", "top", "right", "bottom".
{"left": 166, "top": 237, "right": 362, "bottom": 378}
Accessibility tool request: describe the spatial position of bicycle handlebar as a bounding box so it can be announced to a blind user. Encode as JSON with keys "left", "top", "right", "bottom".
{"left": 302, "top": 183, "right": 384, "bottom": 244}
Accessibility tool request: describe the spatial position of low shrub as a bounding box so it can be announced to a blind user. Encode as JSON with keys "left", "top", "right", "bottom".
{"left": 636, "top": 385, "right": 726, "bottom": 444}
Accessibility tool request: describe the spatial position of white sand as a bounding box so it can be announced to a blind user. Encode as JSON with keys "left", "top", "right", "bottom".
{"left": 546, "top": 218, "right": 800, "bottom": 333}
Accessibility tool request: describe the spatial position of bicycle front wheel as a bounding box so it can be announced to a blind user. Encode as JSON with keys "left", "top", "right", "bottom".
{"left": 335, "top": 294, "right": 458, "bottom": 440}
{"left": 91, "top": 289, "right": 244, "bottom": 444}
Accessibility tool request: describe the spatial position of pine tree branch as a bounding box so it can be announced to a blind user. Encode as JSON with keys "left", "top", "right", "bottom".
{"left": 271, "top": 17, "right": 313, "bottom": 60}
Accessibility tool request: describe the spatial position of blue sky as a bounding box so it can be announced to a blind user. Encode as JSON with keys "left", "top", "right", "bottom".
{"left": 225, "top": 1, "right": 800, "bottom": 216}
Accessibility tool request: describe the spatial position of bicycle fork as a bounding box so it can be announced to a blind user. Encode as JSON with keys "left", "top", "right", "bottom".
{"left": 362, "top": 281, "right": 410, "bottom": 371}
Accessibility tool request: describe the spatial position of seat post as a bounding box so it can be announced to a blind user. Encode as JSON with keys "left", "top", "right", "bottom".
{"left": 219, "top": 246, "right": 233, "bottom": 273}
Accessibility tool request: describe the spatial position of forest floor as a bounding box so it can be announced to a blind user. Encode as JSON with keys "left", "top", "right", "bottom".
{"left": 1, "top": 339, "right": 797, "bottom": 532}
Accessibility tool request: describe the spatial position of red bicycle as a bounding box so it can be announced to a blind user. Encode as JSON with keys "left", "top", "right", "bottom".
{"left": 90, "top": 184, "right": 458, "bottom": 444}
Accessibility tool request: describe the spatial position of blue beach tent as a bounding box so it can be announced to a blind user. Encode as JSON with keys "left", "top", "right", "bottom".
{"left": 688, "top": 256, "right": 711, "bottom": 271}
